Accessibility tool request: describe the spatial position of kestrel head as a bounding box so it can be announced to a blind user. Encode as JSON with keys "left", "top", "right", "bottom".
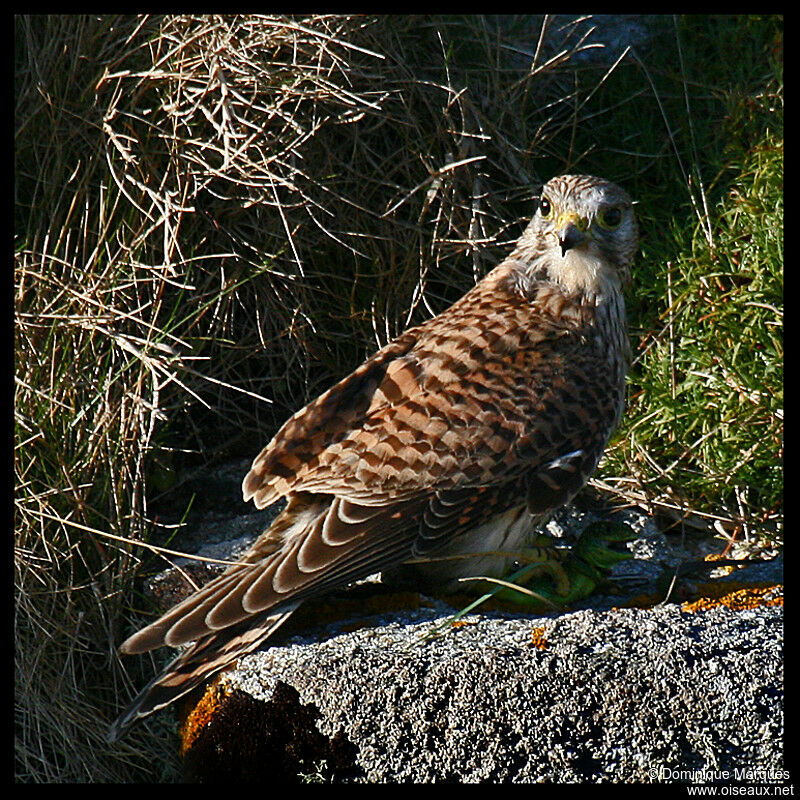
{"left": 515, "top": 174, "right": 638, "bottom": 297}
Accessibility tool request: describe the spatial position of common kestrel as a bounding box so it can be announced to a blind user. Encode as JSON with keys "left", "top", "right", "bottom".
{"left": 109, "top": 174, "right": 637, "bottom": 741}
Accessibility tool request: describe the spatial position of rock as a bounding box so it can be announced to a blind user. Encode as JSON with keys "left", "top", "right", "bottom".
{"left": 147, "top": 461, "right": 782, "bottom": 782}
{"left": 182, "top": 599, "right": 783, "bottom": 782}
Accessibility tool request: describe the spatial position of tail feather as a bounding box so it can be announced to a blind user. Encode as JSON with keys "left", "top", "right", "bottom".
{"left": 109, "top": 492, "right": 422, "bottom": 741}
{"left": 119, "top": 564, "right": 260, "bottom": 654}
{"left": 108, "top": 604, "right": 298, "bottom": 743}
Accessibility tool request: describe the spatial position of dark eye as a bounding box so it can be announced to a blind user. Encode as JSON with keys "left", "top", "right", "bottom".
{"left": 538, "top": 197, "right": 552, "bottom": 218}
{"left": 600, "top": 207, "right": 622, "bottom": 229}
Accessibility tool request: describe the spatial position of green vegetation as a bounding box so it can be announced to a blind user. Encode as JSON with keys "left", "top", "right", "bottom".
{"left": 565, "top": 15, "right": 783, "bottom": 545}
{"left": 611, "top": 131, "right": 783, "bottom": 541}
{"left": 15, "top": 15, "right": 782, "bottom": 781}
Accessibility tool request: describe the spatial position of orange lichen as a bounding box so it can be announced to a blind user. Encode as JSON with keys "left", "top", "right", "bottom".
{"left": 529, "top": 626, "right": 549, "bottom": 651}
{"left": 681, "top": 585, "right": 783, "bottom": 613}
{"left": 450, "top": 619, "right": 478, "bottom": 630}
{"left": 702, "top": 552, "right": 737, "bottom": 576}
{"left": 180, "top": 678, "right": 226, "bottom": 757}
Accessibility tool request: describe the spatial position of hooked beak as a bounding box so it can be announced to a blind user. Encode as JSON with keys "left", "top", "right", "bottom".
{"left": 555, "top": 212, "right": 588, "bottom": 256}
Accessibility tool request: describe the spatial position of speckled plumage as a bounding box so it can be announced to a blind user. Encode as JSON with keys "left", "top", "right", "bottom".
{"left": 109, "top": 174, "right": 637, "bottom": 741}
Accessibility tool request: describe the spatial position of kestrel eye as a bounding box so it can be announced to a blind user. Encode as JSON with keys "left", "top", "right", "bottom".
{"left": 599, "top": 207, "right": 623, "bottom": 229}
{"left": 538, "top": 197, "right": 552, "bottom": 218}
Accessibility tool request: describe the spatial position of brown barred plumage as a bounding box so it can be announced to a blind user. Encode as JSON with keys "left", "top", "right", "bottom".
{"left": 109, "top": 174, "right": 637, "bottom": 741}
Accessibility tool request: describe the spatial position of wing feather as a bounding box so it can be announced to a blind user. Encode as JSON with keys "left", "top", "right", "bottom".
{"left": 242, "top": 267, "right": 620, "bottom": 512}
